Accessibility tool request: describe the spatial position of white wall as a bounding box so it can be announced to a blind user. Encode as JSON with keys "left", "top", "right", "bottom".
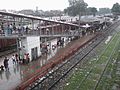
{"left": 21, "top": 36, "right": 41, "bottom": 61}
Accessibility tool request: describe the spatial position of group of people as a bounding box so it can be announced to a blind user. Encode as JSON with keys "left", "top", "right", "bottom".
{"left": 0, "top": 57, "right": 9, "bottom": 71}
{"left": 40, "top": 43, "right": 58, "bottom": 55}
{"left": 0, "top": 22, "right": 29, "bottom": 36}
{"left": 0, "top": 54, "right": 18, "bottom": 71}
{"left": 57, "top": 38, "right": 65, "bottom": 47}
{"left": 11, "top": 54, "right": 19, "bottom": 64}
{"left": 0, "top": 53, "right": 30, "bottom": 71}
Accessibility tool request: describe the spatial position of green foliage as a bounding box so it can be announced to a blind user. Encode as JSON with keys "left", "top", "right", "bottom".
{"left": 64, "top": 32, "right": 120, "bottom": 90}
{"left": 64, "top": 0, "right": 88, "bottom": 16}
{"left": 98, "top": 8, "right": 111, "bottom": 14}
{"left": 111, "top": 3, "right": 120, "bottom": 15}
{"left": 86, "top": 7, "right": 97, "bottom": 16}
{"left": 64, "top": 0, "right": 98, "bottom": 16}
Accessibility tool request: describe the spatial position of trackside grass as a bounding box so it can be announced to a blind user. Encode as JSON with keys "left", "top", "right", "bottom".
{"left": 63, "top": 32, "right": 120, "bottom": 90}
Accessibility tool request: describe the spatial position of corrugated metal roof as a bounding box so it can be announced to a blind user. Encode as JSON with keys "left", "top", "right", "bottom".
{"left": 0, "top": 11, "right": 79, "bottom": 27}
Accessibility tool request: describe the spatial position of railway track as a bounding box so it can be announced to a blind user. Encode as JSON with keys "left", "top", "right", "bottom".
{"left": 93, "top": 33, "right": 120, "bottom": 90}
{"left": 27, "top": 20, "right": 120, "bottom": 90}
{"left": 75, "top": 31, "right": 120, "bottom": 90}
{"left": 28, "top": 35, "right": 102, "bottom": 90}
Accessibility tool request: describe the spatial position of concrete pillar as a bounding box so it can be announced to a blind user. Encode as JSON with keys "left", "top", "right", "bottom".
{"left": 69, "top": 26, "right": 71, "bottom": 35}
{"left": 16, "top": 38, "right": 20, "bottom": 60}
{"left": 57, "top": 25, "right": 60, "bottom": 34}
{"left": 61, "top": 24, "right": 64, "bottom": 34}
{"left": 56, "top": 25, "right": 59, "bottom": 34}
{"left": 54, "top": 24, "right": 56, "bottom": 35}
{"left": 21, "top": 18, "right": 24, "bottom": 35}
{"left": 31, "top": 19, "right": 34, "bottom": 35}
{"left": 52, "top": 23, "right": 54, "bottom": 35}
{"left": 39, "top": 20, "right": 41, "bottom": 35}
{"left": 17, "top": 37, "right": 24, "bottom": 61}
{"left": 79, "top": 12, "right": 81, "bottom": 29}
{"left": 6, "top": 15, "right": 9, "bottom": 25}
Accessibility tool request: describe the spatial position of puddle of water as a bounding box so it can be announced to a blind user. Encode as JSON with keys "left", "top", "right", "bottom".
{"left": 105, "top": 36, "right": 112, "bottom": 44}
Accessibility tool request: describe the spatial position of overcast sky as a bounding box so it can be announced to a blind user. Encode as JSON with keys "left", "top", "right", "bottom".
{"left": 0, "top": 0, "right": 120, "bottom": 11}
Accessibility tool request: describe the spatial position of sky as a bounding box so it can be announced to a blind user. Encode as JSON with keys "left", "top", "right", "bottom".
{"left": 0, "top": 0, "right": 120, "bottom": 11}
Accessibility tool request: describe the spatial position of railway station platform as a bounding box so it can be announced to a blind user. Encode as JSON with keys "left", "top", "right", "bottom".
{"left": 0, "top": 33, "right": 96, "bottom": 90}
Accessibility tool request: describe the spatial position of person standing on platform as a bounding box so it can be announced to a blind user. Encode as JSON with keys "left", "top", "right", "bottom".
{"left": 19, "top": 51, "right": 24, "bottom": 64}
{"left": 15, "top": 53, "right": 19, "bottom": 63}
{"left": 9, "top": 24, "right": 13, "bottom": 34}
{"left": 4, "top": 24, "right": 9, "bottom": 36}
{"left": 26, "top": 53, "right": 30, "bottom": 63}
{"left": 52, "top": 45, "right": 56, "bottom": 51}
{"left": 13, "top": 23, "right": 16, "bottom": 34}
{"left": 12, "top": 55, "right": 16, "bottom": 64}
{"left": 3, "top": 57, "right": 9, "bottom": 71}
{"left": 25, "top": 26, "right": 29, "bottom": 34}
{"left": 21, "top": 26, "right": 25, "bottom": 35}
{"left": 0, "top": 65, "right": 4, "bottom": 71}
{"left": 23, "top": 54, "right": 26, "bottom": 64}
{"left": 0, "top": 22, "right": 4, "bottom": 35}
{"left": 23, "top": 53, "right": 30, "bottom": 64}
{"left": 18, "top": 24, "right": 21, "bottom": 35}
{"left": 7, "top": 24, "right": 11, "bottom": 35}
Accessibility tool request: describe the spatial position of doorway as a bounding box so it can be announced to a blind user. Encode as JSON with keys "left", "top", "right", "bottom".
{"left": 31, "top": 47, "right": 38, "bottom": 60}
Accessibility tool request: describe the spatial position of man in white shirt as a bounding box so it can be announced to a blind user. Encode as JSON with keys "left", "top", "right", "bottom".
{"left": 12, "top": 55, "right": 16, "bottom": 64}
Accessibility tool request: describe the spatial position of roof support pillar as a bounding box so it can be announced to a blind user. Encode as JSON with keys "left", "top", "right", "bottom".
{"left": 51, "top": 23, "right": 54, "bottom": 35}
{"left": 61, "top": 24, "right": 64, "bottom": 34}
{"left": 31, "top": 19, "right": 35, "bottom": 35}
{"left": 39, "top": 20, "right": 41, "bottom": 35}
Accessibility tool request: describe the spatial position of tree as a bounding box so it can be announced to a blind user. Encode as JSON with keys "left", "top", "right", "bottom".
{"left": 98, "top": 8, "right": 111, "bottom": 15}
{"left": 111, "top": 3, "right": 120, "bottom": 15}
{"left": 64, "top": 0, "right": 88, "bottom": 16}
{"left": 64, "top": 0, "right": 88, "bottom": 28}
{"left": 91, "top": 7, "right": 97, "bottom": 16}
{"left": 87, "top": 7, "right": 97, "bottom": 16}
{"left": 68, "top": 0, "right": 77, "bottom": 6}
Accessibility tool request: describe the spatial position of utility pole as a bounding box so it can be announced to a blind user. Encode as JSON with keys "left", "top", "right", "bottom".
{"left": 16, "top": 38, "right": 20, "bottom": 60}
{"left": 17, "top": 17, "right": 24, "bottom": 62}
{"left": 79, "top": 11, "right": 82, "bottom": 29}
{"left": 17, "top": 35, "right": 23, "bottom": 61}
{"left": 79, "top": 12, "right": 82, "bottom": 37}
